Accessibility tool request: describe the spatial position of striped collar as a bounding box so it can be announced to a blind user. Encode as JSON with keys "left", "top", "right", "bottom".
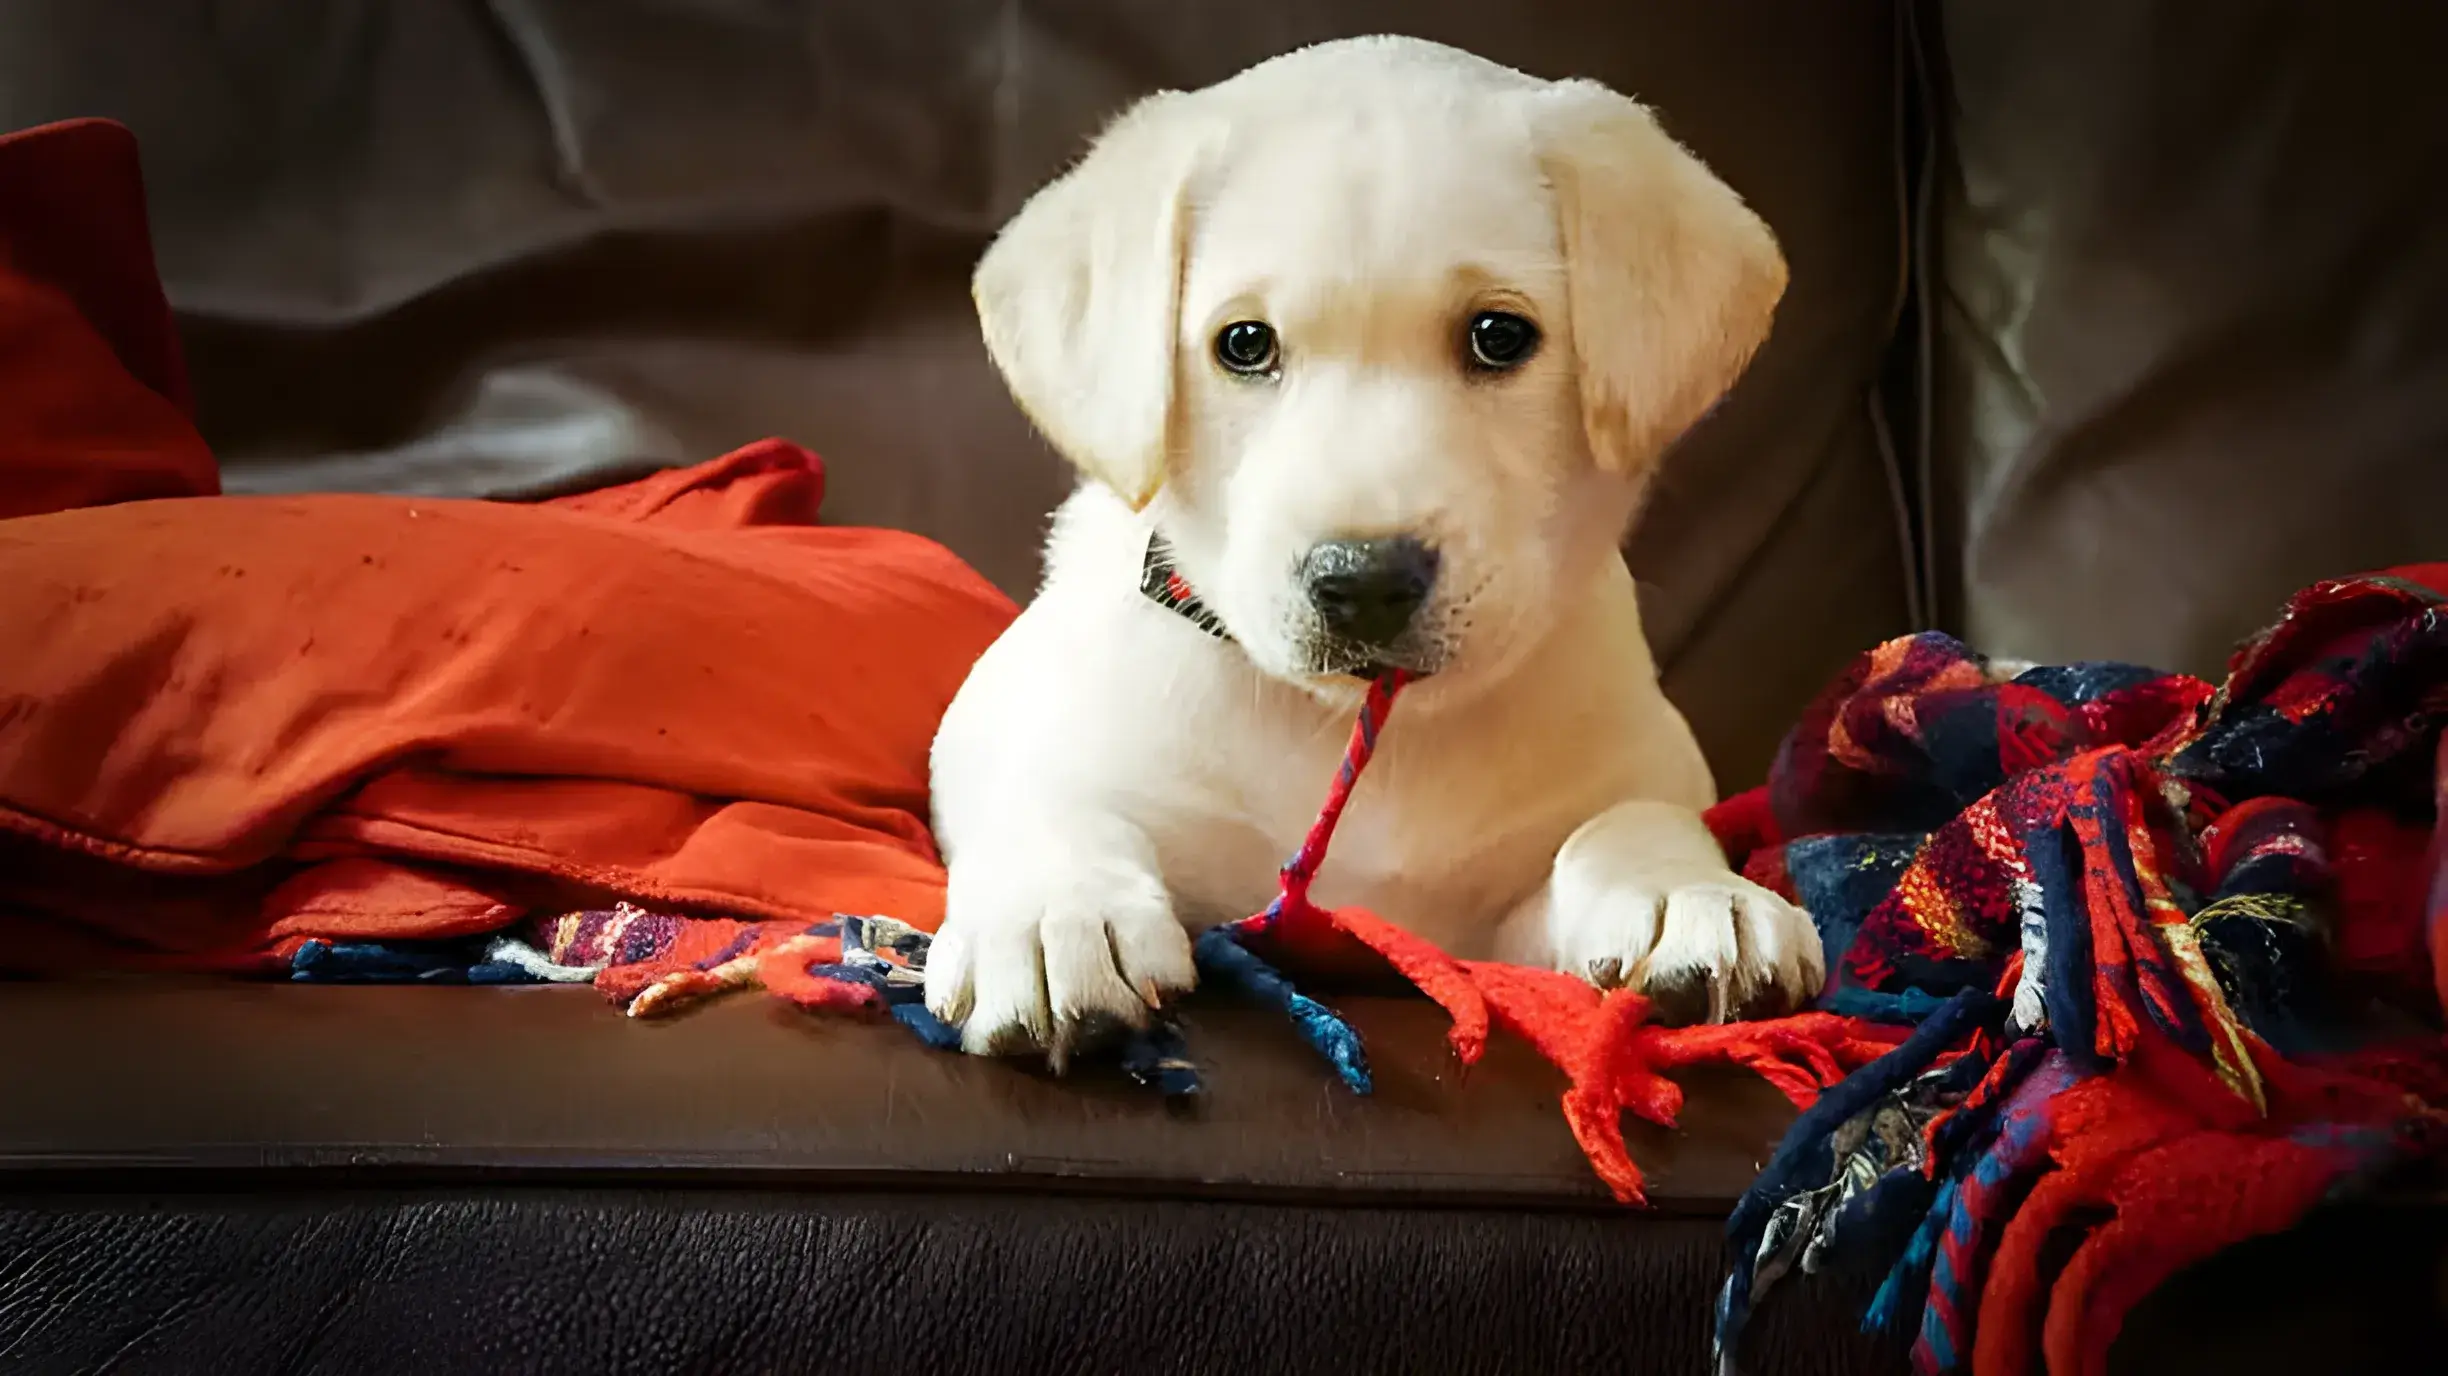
{"left": 1139, "top": 531, "right": 1230, "bottom": 642}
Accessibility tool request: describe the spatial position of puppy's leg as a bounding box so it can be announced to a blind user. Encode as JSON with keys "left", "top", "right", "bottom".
{"left": 923, "top": 812, "right": 1196, "bottom": 1064}
{"left": 1495, "top": 799, "right": 1824, "bottom": 1023}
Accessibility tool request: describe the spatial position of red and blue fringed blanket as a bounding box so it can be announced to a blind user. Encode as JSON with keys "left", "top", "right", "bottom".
{"left": 296, "top": 566, "right": 2448, "bottom": 1376}
{"left": 1697, "top": 564, "right": 2448, "bottom": 1375}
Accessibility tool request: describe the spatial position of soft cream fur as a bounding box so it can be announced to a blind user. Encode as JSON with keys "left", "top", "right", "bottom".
{"left": 927, "top": 36, "right": 1820, "bottom": 1059}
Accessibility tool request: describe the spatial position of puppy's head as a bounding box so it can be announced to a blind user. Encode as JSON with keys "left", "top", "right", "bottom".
{"left": 975, "top": 37, "right": 1786, "bottom": 698}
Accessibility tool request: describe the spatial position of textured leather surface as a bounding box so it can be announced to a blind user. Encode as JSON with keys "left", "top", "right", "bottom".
{"left": 1925, "top": 0, "right": 2448, "bottom": 670}
{"left": 0, "top": 983, "right": 1792, "bottom": 1209}
{"left": 2, "top": 1187, "right": 2438, "bottom": 1374}
{"left": 0, "top": 0, "right": 1915, "bottom": 785}
{"left": 0, "top": 1188, "right": 1916, "bottom": 1376}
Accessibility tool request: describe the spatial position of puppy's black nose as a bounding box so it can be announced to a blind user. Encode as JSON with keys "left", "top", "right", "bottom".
{"left": 1300, "top": 537, "right": 1440, "bottom": 648}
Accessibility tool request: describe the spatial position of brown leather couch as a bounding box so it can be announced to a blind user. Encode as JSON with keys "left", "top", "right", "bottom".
{"left": 3, "top": 2, "right": 2443, "bottom": 1372}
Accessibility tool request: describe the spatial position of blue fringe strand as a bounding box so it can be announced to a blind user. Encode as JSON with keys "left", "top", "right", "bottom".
{"left": 1193, "top": 925, "right": 1373, "bottom": 1093}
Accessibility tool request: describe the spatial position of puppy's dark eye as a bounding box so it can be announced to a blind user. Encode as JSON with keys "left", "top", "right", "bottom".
{"left": 1215, "top": 320, "right": 1279, "bottom": 375}
{"left": 1465, "top": 311, "right": 1540, "bottom": 371}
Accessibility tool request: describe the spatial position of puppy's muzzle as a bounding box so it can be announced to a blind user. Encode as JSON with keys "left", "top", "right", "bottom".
{"left": 1300, "top": 537, "right": 1440, "bottom": 653}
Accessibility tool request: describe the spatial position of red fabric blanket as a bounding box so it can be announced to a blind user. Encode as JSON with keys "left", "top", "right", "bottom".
{"left": 0, "top": 118, "right": 1016, "bottom": 972}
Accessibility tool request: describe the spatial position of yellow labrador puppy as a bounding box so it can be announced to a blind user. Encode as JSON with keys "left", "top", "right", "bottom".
{"left": 925, "top": 35, "right": 1822, "bottom": 1058}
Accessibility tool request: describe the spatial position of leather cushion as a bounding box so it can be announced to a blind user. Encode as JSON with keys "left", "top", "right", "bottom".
{"left": 0, "top": 1187, "right": 1910, "bottom": 1376}
{"left": 1926, "top": 0, "right": 2448, "bottom": 671}
{"left": 0, "top": 983, "right": 1793, "bottom": 1208}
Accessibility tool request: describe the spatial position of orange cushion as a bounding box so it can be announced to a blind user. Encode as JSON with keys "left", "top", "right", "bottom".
{"left": 0, "top": 439, "right": 1016, "bottom": 966}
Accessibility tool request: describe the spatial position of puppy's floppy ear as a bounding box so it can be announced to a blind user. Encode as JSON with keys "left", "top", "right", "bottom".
{"left": 1526, "top": 80, "right": 1788, "bottom": 477}
{"left": 973, "top": 92, "right": 1214, "bottom": 511}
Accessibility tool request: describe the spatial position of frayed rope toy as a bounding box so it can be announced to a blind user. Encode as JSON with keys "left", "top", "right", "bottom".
{"left": 1180, "top": 668, "right": 1900, "bottom": 1207}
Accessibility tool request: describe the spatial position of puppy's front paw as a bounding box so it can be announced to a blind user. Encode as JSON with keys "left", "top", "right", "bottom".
{"left": 922, "top": 851, "right": 1196, "bottom": 1064}
{"left": 1542, "top": 862, "right": 1824, "bottom": 1024}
